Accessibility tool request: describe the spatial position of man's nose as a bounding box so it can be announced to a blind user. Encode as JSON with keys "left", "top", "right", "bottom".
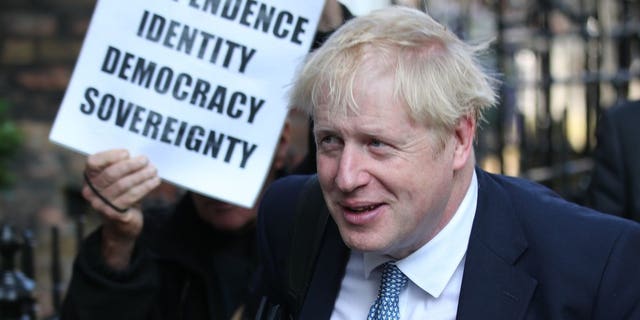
{"left": 334, "top": 145, "right": 368, "bottom": 192}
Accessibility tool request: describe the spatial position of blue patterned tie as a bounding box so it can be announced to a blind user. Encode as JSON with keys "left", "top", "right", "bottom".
{"left": 367, "top": 262, "right": 409, "bottom": 320}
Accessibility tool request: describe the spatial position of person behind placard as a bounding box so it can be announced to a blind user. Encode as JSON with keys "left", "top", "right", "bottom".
{"left": 587, "top": 99, "right": 640, "bottom": 222}
{"left": 252, "top": 6, "right": 640, "bottom": 320}
{"left": 59, "top": 118, "right": 289, "bottom": 320}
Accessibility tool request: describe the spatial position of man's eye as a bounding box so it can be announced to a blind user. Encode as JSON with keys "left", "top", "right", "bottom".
{"left": 370, "top": 139, "right": 385, "bottom": 147}
{"left": 318, "top": 135, "right": 339, "bottom": 145}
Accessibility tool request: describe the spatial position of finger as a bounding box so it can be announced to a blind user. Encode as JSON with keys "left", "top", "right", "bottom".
{"left": 100, "top": 164, "right": 160, "bottom": 209}
{"left": 86, "top": 149, "right": 130, "bottom": 176}
{"left": 85, "top": 174, "right": 130, "bottom": 213}
{"left": 82, "top": 183, "right": 141, "bottom": 220}
{"left": 113, "top": 174, "right": 163, "bottom": 208}
{"left": 90, "top": 155, "right": 150, "bottom": 192}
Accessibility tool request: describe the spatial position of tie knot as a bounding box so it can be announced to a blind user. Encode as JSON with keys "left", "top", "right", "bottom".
{"left": 379, "top": 262, "right": 408, "bottom": 298}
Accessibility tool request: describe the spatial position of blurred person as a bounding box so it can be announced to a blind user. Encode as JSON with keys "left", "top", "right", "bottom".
{"left": 253, "top": 6, "right": 640, "bottom": 320}
{"left": 587, "top": 99, "right": 640, "bottom": 222}
{"left": 60, "top": 122, "right": 289, "bottom": 320}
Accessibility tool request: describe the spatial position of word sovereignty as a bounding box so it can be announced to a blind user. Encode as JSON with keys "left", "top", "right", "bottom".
{"left": 79, "top": 86, "right": 258, "bottom": 168}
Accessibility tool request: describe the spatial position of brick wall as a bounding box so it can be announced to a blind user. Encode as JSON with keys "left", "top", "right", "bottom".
{"left": 1, "top": 0, "right": 98, "bottom": 318}
{"left": 1, "top": 0, "right": 98, "bottom": 205}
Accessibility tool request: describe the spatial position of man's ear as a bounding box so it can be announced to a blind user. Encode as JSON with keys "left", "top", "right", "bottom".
{"left": 273, "top": 121, "right": 291, "bottom": 171}
{"left": 452, "top": 114, "right": 475, "bottom": 170}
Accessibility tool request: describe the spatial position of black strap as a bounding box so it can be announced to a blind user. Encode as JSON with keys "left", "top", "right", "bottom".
{"left": 285, "top": 175, "right": 329, "bottom": 318}
{"left": 83, "top": 172, "right": 129, "bottom": 213}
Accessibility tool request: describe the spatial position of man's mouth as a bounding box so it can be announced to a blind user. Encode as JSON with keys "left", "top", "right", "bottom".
{"left": 345, "top": 204, "right": 382, "bottom": 213}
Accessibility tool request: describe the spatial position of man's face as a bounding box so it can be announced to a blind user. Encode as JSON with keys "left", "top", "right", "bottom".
{"left": 314, "top": 65, "right": 463, "bottom": 259}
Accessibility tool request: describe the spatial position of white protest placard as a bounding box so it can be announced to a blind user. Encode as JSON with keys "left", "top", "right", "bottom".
{"left": 50, "top": 0, "right": 324, "bottom": 208}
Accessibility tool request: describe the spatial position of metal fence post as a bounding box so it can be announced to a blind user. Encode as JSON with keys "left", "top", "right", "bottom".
{"left": 0, "top": 224, "right": 36, "bottom": 320}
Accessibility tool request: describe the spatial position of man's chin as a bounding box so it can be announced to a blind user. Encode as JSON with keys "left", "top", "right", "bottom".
{"left": 340, "top": 229, "right": 390, "bottom": 254}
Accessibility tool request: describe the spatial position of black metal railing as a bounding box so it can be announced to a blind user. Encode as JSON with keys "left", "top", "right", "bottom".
{"left": 0, "top": 224, "right": 37, "bottom": 320}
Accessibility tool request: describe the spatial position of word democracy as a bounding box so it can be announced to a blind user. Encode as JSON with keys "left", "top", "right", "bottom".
{"left": 101, "top": 45, "right": 265, "bottom": 124}
{"left": 171, "top": 0, "right": 310, "bottom": 45}
{"left": 79, "top": 86, "right": 258, "bottom": 168}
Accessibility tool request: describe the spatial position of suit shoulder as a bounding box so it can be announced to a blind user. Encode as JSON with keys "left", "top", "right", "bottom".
{"left": 606, "top": 99, "right": 640, "bottom": 120}
{"left": 260, "top": 174, "right": 316, "bottom": 216}
{"left": 479, "top": 170, "right": 636, "bottom": 239}
{"left": 257, "top": 174, "right": 318, "bottom": 245}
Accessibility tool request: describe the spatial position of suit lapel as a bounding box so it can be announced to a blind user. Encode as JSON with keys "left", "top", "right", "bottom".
{"left": 298, "top": 217, "right": 350, "bottom": 320}
{"left": 457, "top": 169, "right": 537, "bottom": 320}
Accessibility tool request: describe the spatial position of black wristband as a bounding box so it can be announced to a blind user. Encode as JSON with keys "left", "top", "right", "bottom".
{"left": 84, "top": 172, "right": 129, "bottom": 213}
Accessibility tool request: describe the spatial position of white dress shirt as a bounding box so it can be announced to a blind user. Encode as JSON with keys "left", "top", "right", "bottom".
{"left": 330, "top": 172, "right": 478, "bottom": 320}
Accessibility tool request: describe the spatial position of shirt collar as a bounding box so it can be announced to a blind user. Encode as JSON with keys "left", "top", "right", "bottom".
{"left": 362, "top": 171, "right": 478, "bottom": 298}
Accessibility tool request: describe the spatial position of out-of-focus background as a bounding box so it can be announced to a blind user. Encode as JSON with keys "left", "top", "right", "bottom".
{"left": 0, "top": 0, "right": 638, "bottom": 318}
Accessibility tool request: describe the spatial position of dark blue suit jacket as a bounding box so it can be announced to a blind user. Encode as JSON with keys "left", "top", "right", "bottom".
{"left": 256, "top": 168, "right": 640, "bottom": 319}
